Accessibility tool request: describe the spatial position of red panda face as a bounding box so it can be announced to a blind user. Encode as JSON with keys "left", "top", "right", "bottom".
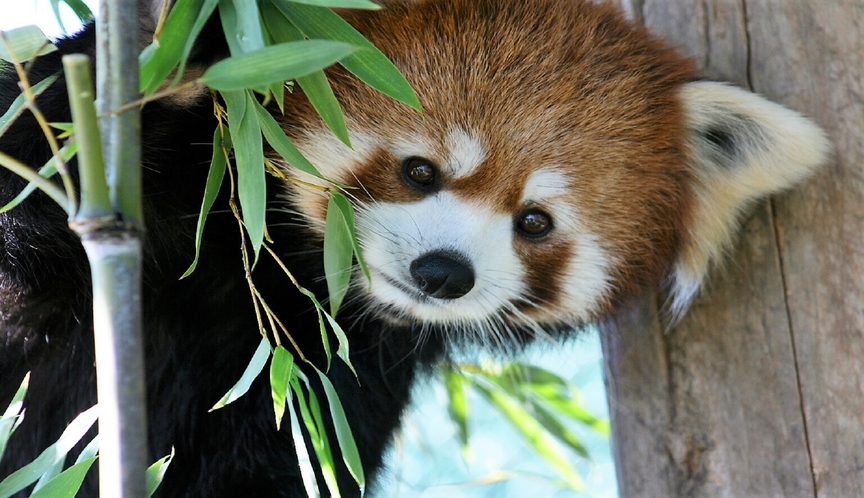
{"left": 276, "top": 0, "right": 695, "bottom": 334}
{"left": 275, "top": 0, "right": 829, "bottom": 334}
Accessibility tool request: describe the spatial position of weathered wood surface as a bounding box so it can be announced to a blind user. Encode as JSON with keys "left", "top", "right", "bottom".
{"left": 603, "top": 1, "right": 864, "bottom": 496}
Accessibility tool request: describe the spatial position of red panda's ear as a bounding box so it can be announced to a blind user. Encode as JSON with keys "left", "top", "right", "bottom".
{"left": 669, "top": 81, "right": 831, "bottom": 318}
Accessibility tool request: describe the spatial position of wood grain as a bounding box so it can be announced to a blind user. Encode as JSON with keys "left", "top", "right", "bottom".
{"left": 603, "top": 1, "right": 862, "bottom": 496}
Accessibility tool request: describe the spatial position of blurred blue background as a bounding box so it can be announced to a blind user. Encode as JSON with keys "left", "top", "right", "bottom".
{"left": 375, "top": 330, "right": 617, "bottom": 498}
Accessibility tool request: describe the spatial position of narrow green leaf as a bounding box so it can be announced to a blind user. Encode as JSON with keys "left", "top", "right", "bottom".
{"left": 497, "top": 364, "right": 610, "bottom": 434}
{"left": 315, "top": 369, "right": 365, "bottom": 489}
{"left": 527, "top": 400, "right": 591, "bottom": 459}
{"left": 251, "top": 99, "right": 323, "bottom": 179}
{"left": 139, "top": 0, "right": 210, "bottom": 94}
{"left": 0, "top": 141, "right": 76, "bottom": 214}
{"left": 470, "top": 379, "right": 586, "bottom": 492}
{"left": 74, "top": 435, "right": 100, "bottom": 463}
{"left": 182, "top": 126, "right": 229, "bottom": 278}
{"left": 442, "top": 367, "right": 470, "bottom": 458}
{"left": 225, "top": 0, "right": 266, "bottom": 54}
{"left": 35, "top": 434, "right": 96, "bottom": 492}
{"left": 59, "top": 0, "right": 94, "bottom": 22}
{"left": 0, "top": 72, "right": 59, "bottom": 137}
{"left": 330, "top": 192, "right": 370, "bottom": 282}
{"left": 210, "top": 337, "right": 271, "bottom": 411}
{"left": 28, "top": 457, "right": 97, "bottom": 498}
{"left": 0, "top": 374, "right": 29, "bottom": 462}
{"left": 0, "top": 404, "right": 99, "bottom": 498}
{"left": 297, "top": 71, "right": 350, "bottom": 146}
{"left": 146, "top": 448, "right": 174, "bottom": 498}
{"left": 223, "top": 90, "right": 266, "bottom": 260}
{"left": 0, "top": 151, "right": 69, "bottom": 213}
{"left": 32, "top": 460, "right": 64, "bottom": 493}
{"left": 292, "top": 377, "right": 340, "bottom": 497}
{"left": 49, "top": 0, "right": 68, "bottom": 35}
{"left": 324, "top": 193, "right": 354, "bottom": 317}
{"left": 286, "top": 388, "right": 321, "bottom": 498}
{"left": 260, "top": 0, "right": 305, "bottom": 43}
{"left": 270, "top": 346, "right": 295, "bottom": 429}
{"left": 288, "top": 0, "right": 380, "bottom": 9}
{"left": 535, "top": 391, "right": 610, "bottom": 435}
{"left": 272, "top": 2, "right": 420, "bottom": 111}
{"left": 0, "top": 26, "right": 57, "bottom": 63}
{"left": 200, "top": 40, "right": 358, "bottom": 92}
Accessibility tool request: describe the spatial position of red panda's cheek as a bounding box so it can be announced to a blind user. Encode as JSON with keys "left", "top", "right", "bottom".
{"left": 513, "top": 231, "right": 613, "bottom": 323}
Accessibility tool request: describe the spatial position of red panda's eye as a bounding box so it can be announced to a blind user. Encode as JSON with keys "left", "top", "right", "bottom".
{"left": 402, "top": 157, "right": 438, "bottom": 190}
{"left": 516, "top": 210, "right": 553, "bottom": 238}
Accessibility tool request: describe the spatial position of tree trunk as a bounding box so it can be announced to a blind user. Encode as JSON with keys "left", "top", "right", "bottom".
{"left": 602, "top": 1, "right": 864, "bottom": 496}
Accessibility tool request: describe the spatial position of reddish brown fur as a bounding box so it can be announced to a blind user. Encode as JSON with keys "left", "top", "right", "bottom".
{"left": 277, "top": 0, "right": 696, "bottom": 310}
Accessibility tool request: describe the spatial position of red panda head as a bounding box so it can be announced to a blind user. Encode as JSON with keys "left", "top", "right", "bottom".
{"left": 274, "top": 0, "right": 830, "bottom": 337}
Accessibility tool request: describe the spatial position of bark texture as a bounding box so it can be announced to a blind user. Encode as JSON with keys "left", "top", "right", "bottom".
{"left": 603, "top": 1, "right": 863, "bottom": 496}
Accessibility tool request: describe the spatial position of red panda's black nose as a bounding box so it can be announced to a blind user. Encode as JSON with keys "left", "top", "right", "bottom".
{"left": 409, "top": 252, "right": 475, "bottom": 300}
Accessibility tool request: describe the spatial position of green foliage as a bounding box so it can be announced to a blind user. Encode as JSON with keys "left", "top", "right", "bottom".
{"left": 0, "top": 27, "right": 57, "bottom": 63}
{"left": 442, "top": 361, "right": 610, "bottom": 493}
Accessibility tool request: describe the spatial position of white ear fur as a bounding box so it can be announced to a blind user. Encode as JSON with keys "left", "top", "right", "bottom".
{"left": 670, "top": 81, "right": 831, "bottom": 317}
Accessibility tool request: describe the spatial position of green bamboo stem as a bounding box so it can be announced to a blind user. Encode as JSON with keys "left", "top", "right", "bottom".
{"left": 64, "top": 23, "right": 147, "bottom": 498}
{"left": 94, "top": 0, "right": 148, "bottom": 492}
{"left": 98, "top": 0, "right": 143, "bottom": 226}
{"left": 63, "top": 54, "right": 112, "bottom": 221}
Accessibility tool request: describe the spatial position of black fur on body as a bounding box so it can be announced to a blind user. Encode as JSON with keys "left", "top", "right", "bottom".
{"left": 0, "top": 23, "right": 454, "bottom": 497}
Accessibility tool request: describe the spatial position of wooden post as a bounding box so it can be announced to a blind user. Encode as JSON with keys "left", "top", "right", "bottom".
{"left": 602, "top": 1, "right": 863, "bottom": 496}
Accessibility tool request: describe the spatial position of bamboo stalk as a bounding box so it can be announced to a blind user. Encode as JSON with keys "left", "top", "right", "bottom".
{"left": 65, "top": 1, "right": 148, "bottom": 493}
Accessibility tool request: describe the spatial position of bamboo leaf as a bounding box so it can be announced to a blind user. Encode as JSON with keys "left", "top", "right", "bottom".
{"left": 270, "top": 346, "right": 295, "bottom": 429}
{"left": 223, "top": 90, "right": 266, "bottom": 260}
{"left": 56, "top": 0, "right": 94, "bottom": 23}
{"left": 146, "top": 448, "right": 174, "bottom": 498}
{"left": 139, "top": 0, "right": 210, "bottom": 94}
{"left": 182, "top": 126, "right": 229, "bottom": 278}
{"left": 288, "top": 0, "right": 380, "bottom": 9}
{"left": 315, "top": 369, "right": 365, "bottom": 489}
{"left": 272, "top": 2, "right": 420, "bottom": 111}
{"left": 0, "top": 26, "right": 57, "bottom": 63}
{"left": 287, "top": 388, "right": 321, "bottom": 497}
{"left": 442, "top": 367, "right": 470, "bottom": 459}
{"left": 324, "top": 193, "right": 354, "bottom": 317}
{"left": 200, "top": 40, "right": 358, "bottom": 92}
{"left": 297, "top": 71, "right": 350, "bottom": 146}
{"left": 330, "top": 191, "right": 370, "bottom": 282}
{"left": 528, "top": 400, "right": 590, "bottom": 459}
{"left": 210, "top": 337, "right": 271, "bottom": 411}
{"left": 0, "top": 72, "right": 59, "bottom": 137}
{"left": 321, "top": 309, "right": 352, "bottom": 376}
{"left": 0, "top": 374, "right": 29, "bottom": 462}
{"left": 252, "top": 99, "right": 323, "bottom": 179}
{"left": 291, "top": 377, "right": 340, "bottom": 497}
{"left": 0, "top": 141, "right": 76, "bottom": 214}
{"left": 221, "top": 0, "right": 266, "bottom": 55}
{"left": 74, "top": 435, "right": 100, "bottom": 463}
{"left": 469, "top": 378, "right": 586, "bottom": 492}
{"left": 0, "top": 404, "right": 99, "bottom": 498}
{"left": 28, "top": 457, "right": 97, "bottom": 498}
{"left": 496, "top": 364, "right": 610, "bottom": 434}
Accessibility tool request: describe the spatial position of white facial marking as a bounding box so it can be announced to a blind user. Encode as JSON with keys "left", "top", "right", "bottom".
{"left": 443, "top": 127, "right": 487, "bottom": 179}
{"left": 520, "top": 167, "right": 570, "bottom": 204}
{"left": 561, "top": 233, "right": 612, "bottom": 321}
{"left": 355, "top": 192, "right": 525, "bottom": 323}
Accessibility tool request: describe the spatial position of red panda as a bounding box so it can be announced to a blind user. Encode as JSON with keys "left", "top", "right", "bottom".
{"left": 0, "top": 0, "right": 829, "bottom": 496}
{"left": 278, "top": 0, "right": 829, "bottom": 331}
